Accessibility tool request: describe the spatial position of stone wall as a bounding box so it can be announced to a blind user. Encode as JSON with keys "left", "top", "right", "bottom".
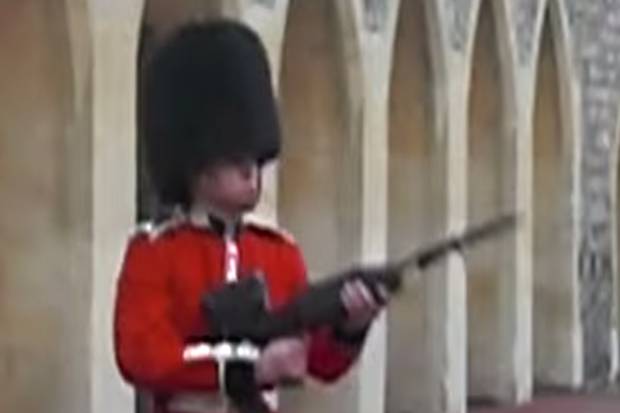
{"left": 1, "top": 1, "right": 620, "bottom": 413}
{"left": 565, "top": 0, "right": 620, "bottom": 386}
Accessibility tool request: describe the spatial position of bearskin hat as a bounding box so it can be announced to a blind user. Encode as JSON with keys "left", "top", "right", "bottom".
{"left": 144, "top": 20, "right": 281, "bottom": 206}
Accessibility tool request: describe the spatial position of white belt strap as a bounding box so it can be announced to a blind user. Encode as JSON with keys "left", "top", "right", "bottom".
{"left": 182, "top": 342, "right": 261, "bottom": 363}
{"left": 182, "top": 340, "right": 262, "bottom": 411}
{"left": 224, "top": 228, "right": 239, "bottom": 283}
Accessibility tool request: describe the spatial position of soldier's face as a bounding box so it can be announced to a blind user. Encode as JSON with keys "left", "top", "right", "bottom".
{"left": 196, "top": 158, "right": 262, "bottom": 216}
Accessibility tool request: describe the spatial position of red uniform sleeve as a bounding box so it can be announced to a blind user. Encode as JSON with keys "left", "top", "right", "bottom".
{"left": 113, "top": 235, "right": 220, "bottom": 393}
{"left": 283, "top": 243, "right": 364, "bottom": 383}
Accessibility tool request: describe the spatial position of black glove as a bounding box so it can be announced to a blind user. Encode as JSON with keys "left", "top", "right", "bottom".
{"left": 201, "top": 274, "right": 269, "bottom": 342}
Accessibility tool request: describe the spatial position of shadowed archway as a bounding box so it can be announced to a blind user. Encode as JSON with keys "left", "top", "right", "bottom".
{"left": 277, "top": 0, "right": 363, "bottom": 412}
{"left": 532, "top": 8, "right": 581, "bottom": 389}
{"left": 386, "top": 0, "right": 444, "bottom": 411}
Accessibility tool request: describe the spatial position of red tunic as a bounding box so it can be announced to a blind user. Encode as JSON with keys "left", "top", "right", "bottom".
{"left": 114, "top": 217, "right": 362, "bottom": 413}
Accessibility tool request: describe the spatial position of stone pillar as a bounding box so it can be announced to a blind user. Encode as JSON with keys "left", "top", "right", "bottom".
{"left": 466, "top": 1, "right": 511, "bottom": 400}
{"left": 274, "top": 0, "right": 398, "bottom": 412}
{"left": 87, "top": 1, "right": 144, "bottom": 412}
{"left": 385, "top": 0, "right": 458, "bottom": 412}
{"left": 276, "top": 1, "right": 364, "bottom": 412}
{"left": 530, "top": 1, "right": 583, "bottom": 389}
{"left": 497, "top": 0, "right": 541, "bottom": 403}
{"left": 354, "top": 2, "right": 401, "bottom": 413}
{"left": 421, "top": 0, "right": 478, "bottom": 411}
{"left": 464, "top": 0, "right": 534, "bottom": 402}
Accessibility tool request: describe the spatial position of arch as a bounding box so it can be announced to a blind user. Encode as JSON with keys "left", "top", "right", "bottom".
{"left": 278, "top": 0, "right": 362, "bottom": 275}
{"left": 531, "top": 5, "right": 582, "bottom": 389}
{"left": 277, "top": 0, "right": 363, "bottom": 411}
{"left": 385, "top": 0, "right": 443, "bottom": 411}
{"left": 0, "top": 1, "right": 89, "bottom": 412}
{"left": 465, "top": 0, "right": 518, "bottom": 401}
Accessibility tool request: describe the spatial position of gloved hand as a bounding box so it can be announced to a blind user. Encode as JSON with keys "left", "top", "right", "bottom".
{"left": 255, "top": 336, "right": 307, "bottom": 386}
{"left": 339, "top": 278, "right": 389, "bottom": 335}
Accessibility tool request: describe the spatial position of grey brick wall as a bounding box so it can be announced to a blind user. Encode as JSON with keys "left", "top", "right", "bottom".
{"left": 515, "top": 0, "right": 541, "bottom": 65}
{"left": 445, "top": 0, "right": 474, "bottom": 52}
{"left": 566, "top": 0, "right": 620, "bottom": 386}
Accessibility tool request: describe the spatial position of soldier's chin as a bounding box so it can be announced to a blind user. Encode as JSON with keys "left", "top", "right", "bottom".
{"left": 239, "top": 199, "right": 258, "bottom": 213}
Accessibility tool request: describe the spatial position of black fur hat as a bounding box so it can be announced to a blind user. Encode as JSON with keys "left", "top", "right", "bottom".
{"left": 144, "top": 20, "right": 281, "bottom": 206}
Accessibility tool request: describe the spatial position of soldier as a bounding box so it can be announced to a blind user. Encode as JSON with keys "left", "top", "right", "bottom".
{"left": 114, "top": 20, "right": 386, "bottom": 413}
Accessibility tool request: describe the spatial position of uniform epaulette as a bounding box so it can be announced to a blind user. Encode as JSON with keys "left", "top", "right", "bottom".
{"left": 131, "top": 215, "right": 185, "bottom": 242}
{"left": 243, "top": 213, "right": 296, "bottom": 245}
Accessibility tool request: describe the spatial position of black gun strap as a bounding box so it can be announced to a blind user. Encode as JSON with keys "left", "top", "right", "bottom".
{"left": 225, "top": 361, "right": 271, "bottom": 413}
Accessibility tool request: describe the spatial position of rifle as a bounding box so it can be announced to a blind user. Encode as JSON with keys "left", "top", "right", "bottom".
{"left": 199, "top": 213, "right": 516, "bottom": 413}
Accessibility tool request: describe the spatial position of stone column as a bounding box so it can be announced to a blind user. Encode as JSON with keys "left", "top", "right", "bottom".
{"left": 529, "top": 0, "right": 583, "bottom": 390}
{"left": 421, "top": 0, "right": 477, "bottom": 411}
{"left": 87, "top": 1, "right": 144, "bottom": 412}
{"left": 274, "top": 1, "right": 369, "bottom": 412}
{"left": 354, "top": 2, "right": 401, "bottom": 413}
{"left": 464, "top": 0, "right": 535, "bottom": 403}
{"left": 384, "top": 0, "right": 462, "bottom": 412}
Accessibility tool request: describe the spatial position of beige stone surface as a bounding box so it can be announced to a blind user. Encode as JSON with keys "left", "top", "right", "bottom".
{"left": 0, "top": 0, "right": 603, "bottom": 412}
{"left": 0, "top": 2, "right": 90, "bottom": 413}
{"left": 277, "top": 2, "right": 363, "bottom": 412}
{"left": 532, "top": 8, "right": 582, "bottom": 389}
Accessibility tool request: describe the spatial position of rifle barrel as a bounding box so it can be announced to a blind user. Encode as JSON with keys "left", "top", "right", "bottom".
{"left": 393, "top": 213, "right": 517, "bottom": 272}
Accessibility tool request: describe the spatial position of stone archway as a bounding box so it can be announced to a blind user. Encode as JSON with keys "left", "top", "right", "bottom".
{"left": 277, "top": 0, "right": 363, "bottom": 412}
{"left": 532, "top": 6, "right": 582, "bottom": 389}
{"left": 466, "top": 0, "right": 515, "bottom": 401}
{"left": 278, "top": 0, "right": 361, "bottom": 277}
{"left": 386, "top": 0, "right": 444, "bottom": 411}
